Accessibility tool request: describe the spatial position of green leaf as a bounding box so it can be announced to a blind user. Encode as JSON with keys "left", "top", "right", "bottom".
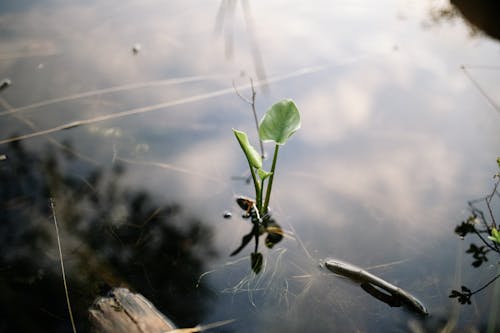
{"left": 259, "top": 99, "right": 301, "bottom": 145}
{"left": 497, "top": 157, "right": 500, "bottom": 169}
{"left": 233, "top": 129, "right": 262, "bottom": 169}
{"left": 257, "top": 168, "right": 272, "bottom": 181}
{"left": 489, "top": 228, "right": 500, "bottom": 244}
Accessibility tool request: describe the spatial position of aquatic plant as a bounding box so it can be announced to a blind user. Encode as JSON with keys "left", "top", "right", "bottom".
{"left": 233, "top": 99, "right": 300, "bottom": 216}
{"left": 231, "top": 99, "right": 300, "bottom": 273}
{"left": 489, "top": 227, "right": 500, "bottom": 245}
{"left": 450, "top": 157, "right": 500, "bottom": 304}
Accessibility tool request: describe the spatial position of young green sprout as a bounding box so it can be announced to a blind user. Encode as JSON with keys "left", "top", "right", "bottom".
{"left": 232, "top": 99, "right": 301, "bottom": 217}
{"left": 231, "top": 99, "right": 300, "bottom": 272}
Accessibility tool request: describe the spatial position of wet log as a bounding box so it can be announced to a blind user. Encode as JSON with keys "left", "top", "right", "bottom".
{"left": 89, "top": 288, "right": 176, "bottom": 333}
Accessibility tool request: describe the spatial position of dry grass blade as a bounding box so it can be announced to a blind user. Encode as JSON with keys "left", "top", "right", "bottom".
{"left": 49, "top": 198, "right": 78, "bottom": 333}
{"left": 0, "top": 96, "right": 98, "bottom": 165}
{"left": 165, "top": 319, "right": 235, "bottom": 333}
{"left": 0, "top": 74, "right": 228, "bottom": 117}
{"left": 0, "top": 65, "right": 326, "bottom": 145}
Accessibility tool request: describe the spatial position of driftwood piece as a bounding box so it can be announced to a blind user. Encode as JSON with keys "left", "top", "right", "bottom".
{"left": 89, "top": 288, "right": 176, "bottom": 333}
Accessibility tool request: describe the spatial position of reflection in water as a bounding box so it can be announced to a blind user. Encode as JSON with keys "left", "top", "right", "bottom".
{"left": 215, "top": 0, "right": 268, "bottom": 90}
{"left": 459, "top": 65, "right": 500, "bottom": 116}
{"left": 0, "top": 141, "right": 216, "bottom": 332}
{"left": 429, "top": 0, "right": 500, "bottom": 42}
{"left": 451, "top": 0, "right": 500, "bottom": 41}
{"left": 0, "top": 78, "right": 11, "bottom": 92}
{"left": 230, "top": 196, "right": 284, "bottom": 273}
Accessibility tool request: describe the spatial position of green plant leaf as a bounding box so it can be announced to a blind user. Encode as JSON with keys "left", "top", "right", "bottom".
{"left": 488, "top": 228, "right": 500, "bottom": 244}
{"left": 259, "top": 99, "right": 301, "bottom": 145}
{"left": 233, "top": 129, "right": 262, "bottom": 169}
{"left": 257, "top": 168, "right": 272, "bottom": 181}
{"left": 497, "top": 157, "right": 500, "bottom": 169}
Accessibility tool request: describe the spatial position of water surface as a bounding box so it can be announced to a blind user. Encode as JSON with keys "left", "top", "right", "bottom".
{"left": 1, "top": 1, "right": 500, "bottom": 332}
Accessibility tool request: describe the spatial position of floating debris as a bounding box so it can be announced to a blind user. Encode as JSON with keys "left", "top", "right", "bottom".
{"left": 132, "top": 43, "right": 142, "bottom": 54}
{"left": 223, "top": 211, "right": 232, "bottom": 219}
{"left": 323, "top": 258, "right": 429, "bottom": 316}
{"left": 0, "top": 78, "right": 11, "bottom": 91}
{"left": 61, "top": 121, "right": 83, "bottom": 130}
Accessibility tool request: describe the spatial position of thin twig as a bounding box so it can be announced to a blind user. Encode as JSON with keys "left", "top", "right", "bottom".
{"left": 486, "top": 179, "right": 499, "bottom": 229}
{"left": 482, "top": 178, "right": 500, "bottom": 252}
{"left": 232, "top": 78, "right": 265, "bottom": 159}
{"left": 49, "top": 198, "right": 78, "bottom": 333}
{"left": 471, "top": 273, "right": 500, "bottom": 295}
{"left": 461, "top": 65, "right": 500, "bottom": 115}
{"left": 473, "top": 228, "right": 499, "bottom": 252}
{"left": 0, "top": 97, "right": 98, "bottom": 165}
{"left": 468, "top": 203, "right": 490, "bottom": 232}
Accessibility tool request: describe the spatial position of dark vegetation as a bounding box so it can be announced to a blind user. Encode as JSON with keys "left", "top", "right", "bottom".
{"left": 450, "top": 160, "right": 500, "bottom": 305}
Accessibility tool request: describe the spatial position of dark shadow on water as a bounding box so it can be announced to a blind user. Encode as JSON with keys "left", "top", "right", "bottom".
{"left": 0, "top": 140, "right": 217, "bottom": 332}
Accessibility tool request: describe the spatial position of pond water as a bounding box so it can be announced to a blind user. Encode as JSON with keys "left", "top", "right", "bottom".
{"left": 1, "top": 1, "right": 500, "bottom": 332}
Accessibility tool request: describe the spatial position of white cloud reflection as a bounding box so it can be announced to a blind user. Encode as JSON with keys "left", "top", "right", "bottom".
{"left": 299, "top": 66, "right": 383, "bottom": 143}
{"left": 284, "top": 132, "right": 462, "bottom": 231}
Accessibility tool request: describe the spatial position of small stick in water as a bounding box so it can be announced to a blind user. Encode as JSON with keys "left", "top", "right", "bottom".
{"left": 323, "top": 258, "right": 428, "bottom": 316}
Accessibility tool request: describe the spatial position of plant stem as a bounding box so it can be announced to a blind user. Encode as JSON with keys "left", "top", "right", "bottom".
{"left": 247, "top": 78, "right": 264, "bottom": 159}
{"left": 259, "top": 178, "right": 265, "bottom": 215}
{"left": 471, "top": 273, "right": 500, "bottom": 295}
{"left": 232, "top": 78, "right": 264, "bottom": 159}
{"left": 473, "top": 228, "right": 499, "bottom": 253}
{"left": 248, "top": 163, "right": 261, "bottom": 211}
{"left": 263, "top": 144, "right": 279, "bottom": 214}
{"left": 486, "top": 179, "right": 499, "bottom": 230}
